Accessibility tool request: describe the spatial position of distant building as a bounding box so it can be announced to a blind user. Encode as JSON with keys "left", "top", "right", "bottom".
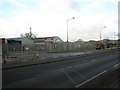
{"left": 7, "top": 37, "right": 34, "bottom": 51}
{"left": 10, "top": 37, "right": 34, "bottom": 45}
{"left": 0, "top": 38, "right": 7, "bottom": 54}
{"left": 32, "top": 36, "right": 64, "bottom": 52}
{"left": 7, "top": 39, "right": 22, "bottom": 52}
{"left": 74, "top": 40, "right": 85, "bottom": 49}
{"left": 32, "top": 36, "right": 63, "bottom": 44}
{"left": 14, "top": 37, "right": 34, "bottom": 51}
{"left": 5, "top": 36, "right": 64, "bottom": 52}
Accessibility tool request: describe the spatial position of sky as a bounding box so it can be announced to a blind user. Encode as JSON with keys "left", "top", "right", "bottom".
{"left": 0, "top": 0, "right": 119, "bottom": 41}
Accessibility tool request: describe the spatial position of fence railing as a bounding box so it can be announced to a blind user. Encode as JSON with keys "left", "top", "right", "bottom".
{"left": 1, "top": 42, "right": 98, "bottom": 64}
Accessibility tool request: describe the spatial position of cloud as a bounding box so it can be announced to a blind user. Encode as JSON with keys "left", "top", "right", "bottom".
{"left": 0, "top": 18, "right": 20, "bottom": 38}
{"left": 68, "top": 12, "right": 118, "bottom": 41}
{"left": 0, "top": 0, "right": 29, "bottom": 10}
{"left": 0, "top": 0, "right": 118, "bottom": 41}
{"left": 84, "top": 1, "right": 102, "bottom": 9}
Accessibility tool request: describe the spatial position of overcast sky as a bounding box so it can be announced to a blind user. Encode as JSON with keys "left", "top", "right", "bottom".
{"left": 0, "top": 0, "right": 119, "bottom": 41}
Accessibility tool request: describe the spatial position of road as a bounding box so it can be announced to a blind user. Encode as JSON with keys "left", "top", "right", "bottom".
{"left": 3, "top": 50, "right": 119, "bottom": 88}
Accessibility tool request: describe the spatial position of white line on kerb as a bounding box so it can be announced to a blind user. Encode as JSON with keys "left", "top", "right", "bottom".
{"left": 75, "top": 70, "right": 107, "bottom": 88}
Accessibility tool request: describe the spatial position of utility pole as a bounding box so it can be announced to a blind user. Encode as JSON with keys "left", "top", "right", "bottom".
{"left": 66, "top": 17, "right": 75, "bottom": 50}
{"left": 29, "top": 27, "right": 32, "bottom": 37}
{"left": 100, "top": 26, "right": 106, "bottom": 41}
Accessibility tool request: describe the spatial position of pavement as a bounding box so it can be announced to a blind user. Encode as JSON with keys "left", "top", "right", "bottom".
{"left": 2, "top": 49, "right": 118, "bottom": 70}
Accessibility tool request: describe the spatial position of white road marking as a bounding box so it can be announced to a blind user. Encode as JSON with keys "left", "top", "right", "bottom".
{"left": 75, "top": 70, "right": 107, "bottom": 88}
{"left": 34, "top": 73, "right": 41, "bottom": 77}
{"left": 64, "top": 71, "right": 77, "bottom": 85}
{"left": 91, "top": 60, "right": 96, "bottom": 62}
{"left": 66, "top": 66, "right": 72, "bottom": 68}
{"left": 57, "top": 66, "right": 72, "bottom": 71}
{"left": 58, "top": 68, "right": 65, "bottom": 71}
{"left": 71, "top": 70, "right": 86, "bottom": 80}
{"left": 113, "top": 63, "right": 120, "bottom": 68}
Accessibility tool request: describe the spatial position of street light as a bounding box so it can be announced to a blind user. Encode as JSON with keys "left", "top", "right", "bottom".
{"left": 67, "top": 17, "right": 75, "bottom": 50}
{"left": 114, "top": 32, "right": 116, "bottom": 40}
{"left": 100, "top": 26, "right": 106, "bottom": 41}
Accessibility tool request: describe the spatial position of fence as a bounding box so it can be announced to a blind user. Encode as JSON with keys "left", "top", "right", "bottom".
{"left": 1, "top": 43, "right": 66, "bottom": 64}
{"left": 2, "top": 41, "right": 98, "bottom": 64}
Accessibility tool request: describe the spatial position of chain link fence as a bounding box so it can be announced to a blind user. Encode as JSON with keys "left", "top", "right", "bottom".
{"left": 2, "top": 41, "right": 108, "bottom": 64}
{"left": 2, "top": 43, "right": 66, "bottom": 64}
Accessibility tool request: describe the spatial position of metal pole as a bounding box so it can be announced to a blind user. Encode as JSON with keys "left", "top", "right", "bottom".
{"left": 114, "top": 32, "right": 115, "bottom": 40}
{"left": 66, "top": 17, "right": 75, "bottom": 50}
{"left": 100, "top": 26, "right": 106, "bottom": 41}
{"left": 100, "top": 31, "right": 101, "bottom": 41}
{"left": 67, "top": 20, "right": 69, "bottom": 50}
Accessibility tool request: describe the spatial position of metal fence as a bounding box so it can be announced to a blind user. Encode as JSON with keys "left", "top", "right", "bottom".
{"left": 2, "top": 43, "right": 66, "bottom": 64}
{"left": 2, "top": 42, "right": 98, "bottom": 64}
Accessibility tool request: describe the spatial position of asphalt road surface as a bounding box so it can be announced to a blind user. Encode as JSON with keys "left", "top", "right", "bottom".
{"left": 3, "top": 50, "right": 119, "bottom": 88}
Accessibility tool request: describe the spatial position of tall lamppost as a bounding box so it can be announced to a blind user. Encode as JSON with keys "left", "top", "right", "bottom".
{"left": 114, "top": 32, "right": 116, "bottom": 40}
{"left": 67, "top": 17, "right": 75, "bottom": 49}
{"left": 100, "top": 26, "right": 106, "bottom": 41}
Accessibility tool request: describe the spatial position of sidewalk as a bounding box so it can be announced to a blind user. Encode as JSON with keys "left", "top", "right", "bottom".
{"left": 2, "top": 49, "right": 114, "bottom": 70}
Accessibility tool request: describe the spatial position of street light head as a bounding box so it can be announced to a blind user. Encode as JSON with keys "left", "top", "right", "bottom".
{"left": 104, "top": 26, "right": 106, "bottom": 28}
{"left": 72, "top": 17, "right": 75, "bottom": 19}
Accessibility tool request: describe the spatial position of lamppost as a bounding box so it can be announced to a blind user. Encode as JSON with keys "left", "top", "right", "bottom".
{"left": 100, "top": 26, "right": 106, "bottom": 41}
{"left": 114, "top": 32, "right": 116, "bottom": 40}
{"left": 67, "top": 17, "right": 75, "bottom": 50}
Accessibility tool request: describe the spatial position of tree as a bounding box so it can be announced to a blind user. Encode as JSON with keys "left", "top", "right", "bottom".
{"left": 20, "top": 27, "right": 37, "bottom": 38}
{"left": 77, "top": 39, "right": 84, "bottom": 42}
